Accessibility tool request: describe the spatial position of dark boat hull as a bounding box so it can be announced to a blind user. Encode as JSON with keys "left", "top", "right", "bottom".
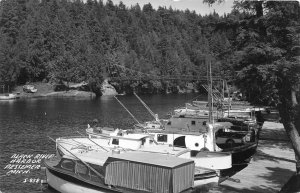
{"left": 229, "top": 142, "right": 258, "bottom": 164}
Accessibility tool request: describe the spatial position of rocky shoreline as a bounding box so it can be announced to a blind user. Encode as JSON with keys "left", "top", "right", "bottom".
{"left": 8, "top": 81, "right": 203, "bottom": 99}
{"left": 12, "top": 82, "right": 96, "bottom": 99}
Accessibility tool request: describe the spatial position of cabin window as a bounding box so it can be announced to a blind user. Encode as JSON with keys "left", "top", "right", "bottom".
{"left": 112, "top": 138, "right": 119, "bottom": 145}
{"left": 76, "top": 162, "right": 90, "bottom": 179}
{"left": 141, "top": 138, "right": 146, "bottom": 145}
{"left": 157, "top": 134, "right": 167, "bottom": 142}
{"left": 61, "top": 159, "right": 75, "bottom": 172}
{"left": 191, "top": 121, "right": 196, "bottom": 125}
{"left": 190, "top": 150, "right": 198, "bottom": 157}
{"left": 57, "top": 148, "right": 64, "bottom": 157}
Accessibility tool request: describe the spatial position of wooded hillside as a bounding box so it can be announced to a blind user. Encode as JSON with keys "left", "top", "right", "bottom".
{"left": 0, "top": 0, "right": 299, "bottom": 98}
{"left": 0, "top": 0, "right": 239, "bottom": 94}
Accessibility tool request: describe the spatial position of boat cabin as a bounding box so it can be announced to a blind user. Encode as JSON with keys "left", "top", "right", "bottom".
{"left": 45, "top": 151, "right": 196, "bottom": 193}
{"left": 86, "top": 128, "right": 157, "bottom": 150}
{"left": 108, "top": 132, "right": 157, "bottom": 150}
{"left": 164, "top": 114, "right": 209, "bottom": 133}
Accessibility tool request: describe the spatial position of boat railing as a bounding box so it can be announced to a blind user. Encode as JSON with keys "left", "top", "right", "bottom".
{"left": 57, "top": 135, "right": 89, "bottom": 139}
{"left": 175, "top": 148, "right": 191, "bottom": 157}
{"left": 57, "top": 134, "right": 111, "bottom": 152}
{"left": 48, "top": 136, "right": 106, "bottom": 180}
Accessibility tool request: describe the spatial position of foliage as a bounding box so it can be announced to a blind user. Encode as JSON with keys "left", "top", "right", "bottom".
{"left": 231, "top": 1, "right": 300, "bottom": 107}
{"left": 0, "top": 0, "right": 234, "bottom": 93}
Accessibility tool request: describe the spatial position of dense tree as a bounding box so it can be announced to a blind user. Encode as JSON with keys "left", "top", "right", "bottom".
{"left": 234, "top": 1, "right": 300, "bottom": 172}
{"left": 1, "top": 0, "right": 225, "bottom": 91}
{"left": 0, "top": 0, "right": 297, "bottom": 104}
{"left": 206, "top": 1, "right": 300, "bottom": 190}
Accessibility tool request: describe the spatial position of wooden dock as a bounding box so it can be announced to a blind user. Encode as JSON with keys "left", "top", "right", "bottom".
{"left": 210, "top": 122, "right": 296, "bottom": 193}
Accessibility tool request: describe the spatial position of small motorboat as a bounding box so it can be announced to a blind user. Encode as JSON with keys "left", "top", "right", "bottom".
{"left": 0, "top": 93, "right": 18, "bottom": 100}
{"left": 45, "top": 144, "right": 218, "bottom": 193}
{"left": 23, "top": 85, "right": 37, "bottom": 93}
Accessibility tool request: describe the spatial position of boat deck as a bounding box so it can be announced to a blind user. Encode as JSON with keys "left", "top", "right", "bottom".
{"left": 211, "top": 121, "right": 295, "bottom": 193}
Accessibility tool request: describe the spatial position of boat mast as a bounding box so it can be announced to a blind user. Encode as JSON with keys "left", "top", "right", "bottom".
{"left": 227, "top": 81, "right": 231, "bottom": 116}
{"left": 207, "top": 57, "right": 216, "bottom": 151}
{"left": 207, "top": 57, "right": 213, "bottom": 123}
{"left": 210, "top": 60, "right": 214, "bottom": 124}
{"left": 222, "top": 79, "right": 225, "bottom": 117}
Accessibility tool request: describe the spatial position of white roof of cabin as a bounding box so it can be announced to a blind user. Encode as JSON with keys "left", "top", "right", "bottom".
{"left": 109, "top": 151, "right": 193, "bottom": 167}
{"left": 63, "top": 149, "right": 192, "bottom": 168}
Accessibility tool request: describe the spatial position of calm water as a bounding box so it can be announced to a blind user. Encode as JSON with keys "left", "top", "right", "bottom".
{"left": 0, "top": 94, "right": 206, "bottom": 193}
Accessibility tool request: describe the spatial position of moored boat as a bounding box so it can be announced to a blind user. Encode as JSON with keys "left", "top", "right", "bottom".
{"left": 45, "top": 147, "right": 217, "bottom": 193}
{"left": 0, "top": 93, "right": 18, "bottom": 100}
{"left": 86, "top": 115, "right": 259, "bottom": 166}
{"left": 58, "top": 129, "right": 232, "bottom": 171}
{"left": 23, "top": 85, "right": 37, "bottom": 93}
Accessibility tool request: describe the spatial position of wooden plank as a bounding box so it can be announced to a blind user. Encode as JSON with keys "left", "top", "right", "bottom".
{"left": 213, "top": 122, "right": 295, "bottom": 193}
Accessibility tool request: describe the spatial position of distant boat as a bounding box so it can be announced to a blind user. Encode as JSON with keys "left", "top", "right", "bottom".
{"left": 0, "top": 93, "right": 18, "bottom": 100}
{"left": 23, "top": 85, "right": 37, "bottom": 93}
{"left": 117, "top": 91, "right": 126, "bottom": 96}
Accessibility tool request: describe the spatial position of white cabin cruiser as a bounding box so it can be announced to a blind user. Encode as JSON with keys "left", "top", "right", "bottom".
{"left": 59, "top": 128, "right": 232, "bottom": 171}
{"left": 54, "top": 133, "right": 229, "bottom": 188}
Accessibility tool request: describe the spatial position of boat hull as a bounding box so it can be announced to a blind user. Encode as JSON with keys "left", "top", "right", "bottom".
{"left": 218, "top": 141, "right": 258, "bottom": 164}
{"left": 194, "top": 177, "right": 218, "bottom": 188}
{"left": 192, "top": 151, "right": 231, "bottom": 170}
{"left": 230, "top": 142, "right": 258, "bottom": 164}
{"left": 46, "top": 156, "right": 219, "bottom": 193}
{"left": 0, "top": 94, "right": 18, "bottom": 100}
{"left": 46, "top": 167, "right": 217, "bottom": 193}
{"left": 194, "top": 173, "right": 219, "bottom": 187}
{"left": 46, "top": 168, "right": 114, "bottom": 193}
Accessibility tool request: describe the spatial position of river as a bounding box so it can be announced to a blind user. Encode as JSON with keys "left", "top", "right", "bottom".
{"left": 0, "top": 93, "right": 209, "bottom": 193}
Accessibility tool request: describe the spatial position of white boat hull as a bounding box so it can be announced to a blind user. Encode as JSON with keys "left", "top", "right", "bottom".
{"left": 46, "top": 169, "right": 110, "bottom": 193}
{"left": 193, "top": 176, "right": 219, "bottom": 187}
{"left": 189, "top": 152, "right": 231, "bottom": 170}
{"left": 0, "top": 93, "right": 18, "bottom": 100}
{"left": 46, "top": 161, "right": 217, "bottom": 193}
